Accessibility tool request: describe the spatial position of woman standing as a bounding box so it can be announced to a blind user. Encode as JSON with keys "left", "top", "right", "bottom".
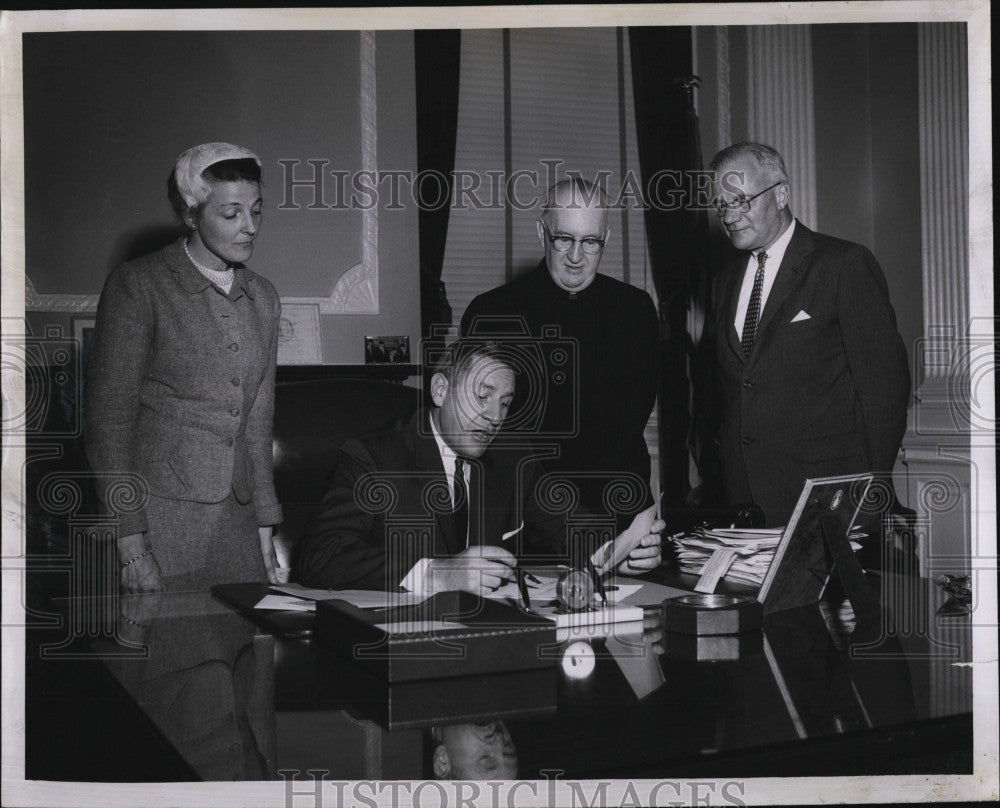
{"left": 86, "top": 142, "right": 282, "bottom": 592}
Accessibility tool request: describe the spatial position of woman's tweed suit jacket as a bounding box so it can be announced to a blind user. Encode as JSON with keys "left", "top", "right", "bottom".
{"left": 86, "top": 237, "right": 283, "bottom": 537}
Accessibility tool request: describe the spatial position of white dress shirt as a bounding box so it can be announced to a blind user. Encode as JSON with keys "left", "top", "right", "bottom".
{"left": 733, "top": 219, "right": 796, "bottom": 335}
{"left": 400, "top": 418, "right": 636, "bottom": 593}
{"left": 432, "top": 418, "right": 469, "bottom": 510}
{"left": 399, "top": 417, "right": 469, "bottom": 593}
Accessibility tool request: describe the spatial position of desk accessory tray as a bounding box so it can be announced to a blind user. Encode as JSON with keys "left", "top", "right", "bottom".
{"left": 316, "top": 649, "right": 558, "bottom": 730}
{"left": 316, "top": 590, "right": 557, "bottom": 682}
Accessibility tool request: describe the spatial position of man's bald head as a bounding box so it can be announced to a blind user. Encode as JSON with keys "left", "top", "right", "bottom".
{"left": 541, "top": 178, "right": 610, "bottom": 230}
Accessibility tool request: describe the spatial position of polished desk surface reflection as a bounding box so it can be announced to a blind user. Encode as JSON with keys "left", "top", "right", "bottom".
{"left": 26, "top": 570, "right": 972, "bottom": 781}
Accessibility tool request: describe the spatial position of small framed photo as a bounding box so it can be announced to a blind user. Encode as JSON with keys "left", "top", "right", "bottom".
{"left": 71, "top": 316, "right": 97, "bottom": 368}
{"left": 365, "top": 335, "right": 410, "bottom": 365}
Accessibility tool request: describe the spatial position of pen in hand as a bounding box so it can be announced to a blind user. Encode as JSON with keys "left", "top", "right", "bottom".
{"left": 516, "top": 568, "right": 531, "bottom": 609}
{"left": 586, "top": 559, "right": 608, "bottom": 604}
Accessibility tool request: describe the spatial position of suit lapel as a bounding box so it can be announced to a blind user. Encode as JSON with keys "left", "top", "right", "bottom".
{"left": 723, "top": 259, "right": 748, "bottom": 364}
{"left": 410, "top": 410, "right": 461, "bottom": 556}
{"left": 752, "top": 222, "right": 815, "bottom": 348}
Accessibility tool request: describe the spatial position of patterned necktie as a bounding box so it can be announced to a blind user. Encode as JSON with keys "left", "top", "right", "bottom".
{"left": 741, "top": 250, "right": 768, "bottom": 357}
{"left": 453, "top": 457, "right": 469, "bottom": 547}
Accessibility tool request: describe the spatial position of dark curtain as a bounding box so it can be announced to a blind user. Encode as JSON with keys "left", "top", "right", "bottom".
{"left": 629, "top": 26, "right": 712, "bottom": 506}
{"left": 414, "top": 30, "right": 461, "bottom": 342}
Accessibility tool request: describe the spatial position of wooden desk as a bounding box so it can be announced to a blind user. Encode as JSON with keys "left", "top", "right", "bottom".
{"left": 25, "top": 572, "right": 972, "bottom": 781}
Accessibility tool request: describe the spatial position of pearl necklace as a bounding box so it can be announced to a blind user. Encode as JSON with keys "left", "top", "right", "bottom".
{"left": 184, "top": 239, "right": 234, "bottom": 286}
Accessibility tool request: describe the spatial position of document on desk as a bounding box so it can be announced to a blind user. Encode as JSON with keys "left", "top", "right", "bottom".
{"left": 672, "top": 524, "right": 866, "bottom": 587}
{"left": 373, "top": 620, "right": 463, "bottom": 634}
{"left": 253, "top": 594, "right": 318, "bottom": 611}
{"left": 603, "top": 583, "right": 643, "bottom": 603}
{"left": 596, "top": 495, "right": 660, "bottom": 576}
{"left": 268, "top": 584, "right": 431, "bottom": 609}
{"left": 673, "top": 526, "right": 783, "bottom": 586}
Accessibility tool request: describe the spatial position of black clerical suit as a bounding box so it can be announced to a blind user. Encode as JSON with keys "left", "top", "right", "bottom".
{"left": 461, "top": 262, "right": 659, "bottom": 524}
{"left": 296, "top": 410, "right": 571, "bottom": 590}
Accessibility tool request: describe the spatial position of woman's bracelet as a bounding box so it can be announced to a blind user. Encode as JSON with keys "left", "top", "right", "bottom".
{"left": 120, "top": 614, "right": 151, "bottom": 631}
{"left": 120, "top": 548, "right": 153, "bottom": 569}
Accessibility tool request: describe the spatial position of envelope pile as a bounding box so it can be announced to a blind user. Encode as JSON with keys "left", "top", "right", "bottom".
{"left": 670, "top": 527, "right": 784, "bottom": 586}
{"left": 670, "top": 526, "right": 866, "bottom": 587}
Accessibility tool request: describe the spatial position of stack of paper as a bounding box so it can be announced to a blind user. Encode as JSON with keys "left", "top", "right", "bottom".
{"left": 671, "top": 526, "right": 867, "bottom": 587}
{"left": 671, "top": 527, "right": 784, "bottom": 586}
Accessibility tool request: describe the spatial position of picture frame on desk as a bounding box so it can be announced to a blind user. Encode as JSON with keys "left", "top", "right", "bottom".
{"left": 70, "top": 315, "right": 96, "bottom": 370}
{"left": 757, "top": 473, "right": 875, "bottom": 615}
{"left": 365, "top": 334, "right": 410, "bottom": 365}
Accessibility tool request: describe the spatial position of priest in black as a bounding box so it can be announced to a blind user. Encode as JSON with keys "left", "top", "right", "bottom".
{"left": 462, "top": 179, "right": 659, "bottom": 528}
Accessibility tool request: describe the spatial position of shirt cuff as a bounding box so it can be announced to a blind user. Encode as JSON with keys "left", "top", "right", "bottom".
{"left": 399, "top": 558, "right": 431, "bottom": 594}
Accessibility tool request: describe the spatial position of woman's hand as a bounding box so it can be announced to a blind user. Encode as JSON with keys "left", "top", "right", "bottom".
{"left": 116, "top": 592, "right": 162, "bottom": 646}
{"left": 259, "top": 526, "right": 280, "bottom": 584}
{"left": 117, "top": 533, "right": 164, "bottom": 594}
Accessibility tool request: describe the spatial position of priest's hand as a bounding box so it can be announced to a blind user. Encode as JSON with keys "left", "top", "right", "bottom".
{"left": 615, "top": 518, "right": 665, "bottom": 575}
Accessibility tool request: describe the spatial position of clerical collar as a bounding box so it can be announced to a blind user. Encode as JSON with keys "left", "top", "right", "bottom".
{"left": 538, "top": 262, "right": 596, "bottom": 300}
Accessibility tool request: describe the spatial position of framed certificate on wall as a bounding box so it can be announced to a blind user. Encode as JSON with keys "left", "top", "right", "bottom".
{"left": 277, "top": 304, "right": 322, "bottom": 365}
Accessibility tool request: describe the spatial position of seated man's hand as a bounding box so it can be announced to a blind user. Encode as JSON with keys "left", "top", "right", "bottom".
{"left": 615, "top": 518, "right": 664, "bottom": 575}
{"left": 425, "top": 546, "right": 517, "bottom": 595}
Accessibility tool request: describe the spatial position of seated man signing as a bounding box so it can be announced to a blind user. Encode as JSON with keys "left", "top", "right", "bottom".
{"left": 296, "top": 339, "right": 662, "bottom": 595}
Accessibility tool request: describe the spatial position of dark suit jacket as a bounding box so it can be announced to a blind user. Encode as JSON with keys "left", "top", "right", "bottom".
{"left": 296, "top": 410, "right": 573, "bottom": 590}
{"left": 707, "top": 222, "right": 910, "bottom": 525}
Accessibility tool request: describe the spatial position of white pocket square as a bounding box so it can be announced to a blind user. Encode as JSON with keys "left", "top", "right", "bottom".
{"left": 501, "top": 522, "right": 524, "bottom": 542}
{"left": 791, "top": 310, "right": 811, "bottom": 323}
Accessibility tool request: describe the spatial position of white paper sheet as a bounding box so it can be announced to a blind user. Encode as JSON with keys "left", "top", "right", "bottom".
{"left": 374, "top": 620, "right": 463, "bottom": 634}
{"left": 486, "top": 575, "right": 559, "bottom": 603}
{"left": 269, "top": 584, "right": 430, "bottom": 609}
{"left": 253, "top": 594, "right": 317, "bottom": 612}
{"left": 603, "top": 583, "right": 642, "bottom": 603}
{"left": 597, "top": 496, "right": 660, "bottom": 575}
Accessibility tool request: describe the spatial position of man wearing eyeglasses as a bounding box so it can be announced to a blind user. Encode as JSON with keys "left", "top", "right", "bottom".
{"left": 704, "top": 141, "right": 910, "bottom": 527}
{"left": 461, "top": 179, "right": 659, "bottom": 529}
